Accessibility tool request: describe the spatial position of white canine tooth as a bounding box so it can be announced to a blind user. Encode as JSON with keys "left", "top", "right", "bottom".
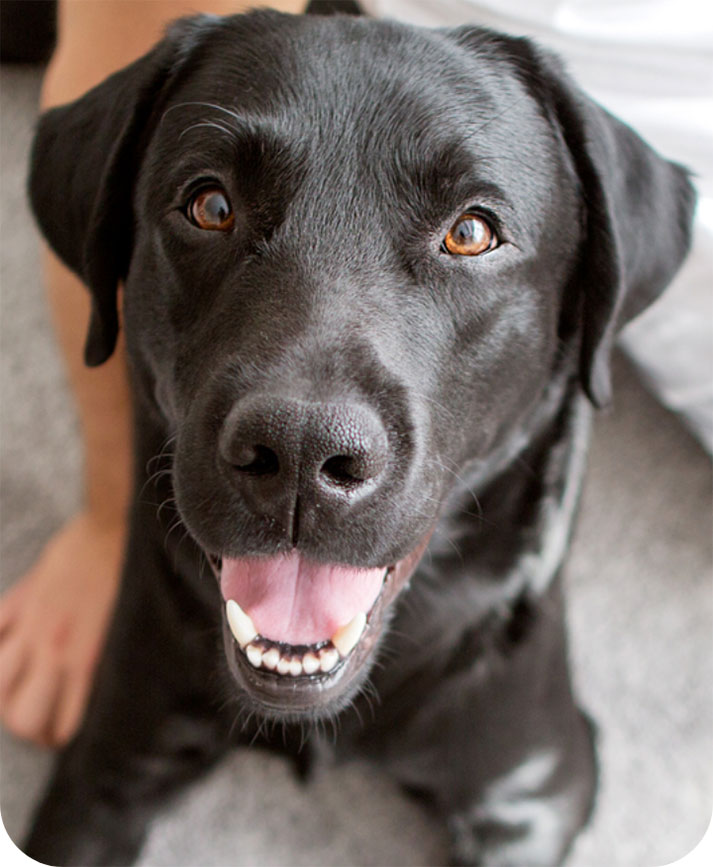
{"left": 225, "top": 599, "right": 258, "bottom": 648}
{"left": 276, "top": 656, "right": 291, "bottom": 675}
{"left": 246, "top": 643, "right": 263, "bottom": 668}
{"left": 331, "top": 611, "right": 367, "bottom": 657}
{"left": 302, "top": 652, "right": 320, "bottom": 675}
{"left": 319, "top": 647, "right": 339, "bottom": 672}
{"left": 262, "top": 647, "right": 280, "bottom": 670}
{"left": 289, "top": 658, "right": 303, "bottom": 677}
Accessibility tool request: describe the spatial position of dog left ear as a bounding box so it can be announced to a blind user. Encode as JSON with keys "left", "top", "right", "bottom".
{"left": 532, "top": 49, "right": 697, "bottom": 407}
{"left": 28, "top": 15, "right": 221, "bottom": 366}
{"left": 450, "top": 29, "right": 696, "bottom": 407}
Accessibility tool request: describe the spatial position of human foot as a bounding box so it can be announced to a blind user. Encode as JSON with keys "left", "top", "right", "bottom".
{"left": 0, "top": 513, "right": 123, "bottom": 746}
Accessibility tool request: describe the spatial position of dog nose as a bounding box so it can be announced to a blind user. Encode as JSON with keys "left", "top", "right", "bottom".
{"left": 219, "top": 396, "right": 390, "bottom": 529}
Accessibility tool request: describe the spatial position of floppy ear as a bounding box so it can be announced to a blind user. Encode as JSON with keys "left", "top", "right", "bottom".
{"left": 451, "top": 29, "right": 696, "bottom": 407}
{"left": 28, "top": 14, "right": 221, "bottom": 366}
{"left": 531, "top": 49, "right": 697, "bottom": 407}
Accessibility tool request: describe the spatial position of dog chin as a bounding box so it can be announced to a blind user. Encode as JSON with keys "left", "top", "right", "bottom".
{"left": 220, "top": 618, "right": 381, "bottom": 722}
{"left": 209, "top": 534, "right": 433, "bottom": 720}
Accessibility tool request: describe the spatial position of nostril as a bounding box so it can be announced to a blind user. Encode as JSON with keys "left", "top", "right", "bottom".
{"left": 321, "top": 455, "right": 360, "bottom": 488}
{"left": 320, "top": 453, "right": 382, "bottom": 489}
{"left": 232, "top": 444, "right": 280, "bottom": 476}
{"left": 220, "top": 398, "right": 390, "bottom": 507}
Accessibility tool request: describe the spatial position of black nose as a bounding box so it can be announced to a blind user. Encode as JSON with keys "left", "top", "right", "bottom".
{"left": 218, "top": 396, "right": 390, "bottom": 534}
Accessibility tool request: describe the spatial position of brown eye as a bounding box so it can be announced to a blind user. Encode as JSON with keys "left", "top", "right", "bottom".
{"left": 443, "top": 213, "right": 495, "bottom": 256}
{"left": 188, "top": 187, "right": 234, "bottom": 231}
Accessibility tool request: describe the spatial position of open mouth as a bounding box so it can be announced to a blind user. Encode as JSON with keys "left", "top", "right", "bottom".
{"left": 215, "top": 555, "right": 391, "bottom": 677}
{"left": 208, "top": 537, "right": 431, "bottom": 712}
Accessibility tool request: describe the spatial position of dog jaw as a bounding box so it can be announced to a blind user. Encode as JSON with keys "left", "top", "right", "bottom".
{"left": 210, "top": 534, "right": 432, "bottom": 719}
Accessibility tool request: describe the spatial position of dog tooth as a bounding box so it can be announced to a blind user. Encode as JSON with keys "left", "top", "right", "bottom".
{"left": 225, "top": 599, "right": 258, "bottom": 648}
{"left": 246, "top": 643, "right": 263, "bottom": 668}
{"left": 289, "top": 658, "right": 303, "bottom": 677}
{"left": 262, "top": 647, "right": 280, "bottom": 670}
{"left": 319, "top": 647, "right": 339, "bottom": 672}
{"left": 302, "top": 652, "right": 320, "bottom": 675}
{"left": 276, "top": 656, "right": 292, "bottom": 675}
{"left": 331, "top": 611, "right": 367, "bottom": 657}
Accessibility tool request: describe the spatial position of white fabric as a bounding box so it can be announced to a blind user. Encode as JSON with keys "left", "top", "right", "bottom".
{"left": 362, "top": 0, "right": 713, "bottom": 451}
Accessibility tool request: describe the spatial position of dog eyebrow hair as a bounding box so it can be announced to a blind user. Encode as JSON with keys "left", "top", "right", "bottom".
{"left": 158, "top": 103, "right": 298, "bottom": 175}
{"left": 177, "top": 120, "right": 241, "bottom": 142}
{"left": 393, "top": 136, "right": 520, "bottom": 229}
{"left": 163, "top": 101, "right": 287, "bottom": 148}
{"left": 161, "top": 100, "right": 244, "bottom": 126}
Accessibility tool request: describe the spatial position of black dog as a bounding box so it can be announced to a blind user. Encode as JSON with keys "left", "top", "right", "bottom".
{"left": 24, "top": 10, "right": 694, "bottom": 866}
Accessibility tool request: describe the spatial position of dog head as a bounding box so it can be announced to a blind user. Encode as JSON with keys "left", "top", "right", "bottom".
{"left": 29, "top": 11, "right": 694, "bottom": 719}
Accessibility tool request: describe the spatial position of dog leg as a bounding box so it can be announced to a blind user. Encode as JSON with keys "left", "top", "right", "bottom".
{"left": 446, "top": 710, "right": 596, "bottom": 867}
{"left": 363, "top": 578, "right": 596, "bottom": 867}
{"left": 448, "top": 610, "right": 596, "bottom": 867}
{"left": 23, "top": 504, "right": 233, "bottom": 866}
{"left": 452, "top": 683, "right": 593, "bottom": 867}
{"left": 23, "top": 639, "right": 231, "bottom": 865}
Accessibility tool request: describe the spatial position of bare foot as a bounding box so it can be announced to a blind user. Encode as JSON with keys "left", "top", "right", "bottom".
{"left": 0, "top": 513, "right": 123, "bottom": 747}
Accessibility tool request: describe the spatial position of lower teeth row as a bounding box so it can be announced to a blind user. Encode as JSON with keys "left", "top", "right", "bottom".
{"left": 244, "top": 642, "right": 340, "bottom": 676}
{"left": 226, "top": 600, "right": 368, "bottom": 676}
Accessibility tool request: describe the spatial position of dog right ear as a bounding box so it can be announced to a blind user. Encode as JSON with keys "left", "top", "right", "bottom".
{"left": 28, "top": 15, "right": 221, "bottom": 366}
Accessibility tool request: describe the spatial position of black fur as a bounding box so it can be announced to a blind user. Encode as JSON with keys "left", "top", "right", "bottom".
{"left": 25, "top": 11, "right": 694, "bottom": 865}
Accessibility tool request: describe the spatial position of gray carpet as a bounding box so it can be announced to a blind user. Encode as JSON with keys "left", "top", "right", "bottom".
{"left": 1, "top": 64, "right": 711, "bottom": 866}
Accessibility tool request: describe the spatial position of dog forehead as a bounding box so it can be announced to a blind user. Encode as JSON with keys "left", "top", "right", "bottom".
{"left": 136, "top": 13, "right": 576, "bottom": 263}
{"left": 156, "top": 15, "right": 551, "bottom": 158}
{"left": 145, "top": 19, "right": 566, "bottom": 236}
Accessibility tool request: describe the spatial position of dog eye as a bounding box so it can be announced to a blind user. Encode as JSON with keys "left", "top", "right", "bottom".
{"left": 187, "top": 187, "right": 234, "bottom": 231}
{"left": 443, "top": 213, "right": 496, "bottom": 256}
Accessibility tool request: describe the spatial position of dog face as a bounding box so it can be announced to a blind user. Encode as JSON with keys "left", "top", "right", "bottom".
{"left": 29, "top": 12, "right": 694, "bottom": 719}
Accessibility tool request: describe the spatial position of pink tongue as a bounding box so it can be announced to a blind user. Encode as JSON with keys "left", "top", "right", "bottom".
{"left": 220, "top": 552, "right": 386, "bottom": 645}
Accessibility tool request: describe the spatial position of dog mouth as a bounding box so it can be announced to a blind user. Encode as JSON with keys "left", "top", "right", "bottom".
{"left": 207, "top": 538, "right": 431, "bottom": 714}
{"left": 220, "top": 555, "right": 387, "bottom": 676}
